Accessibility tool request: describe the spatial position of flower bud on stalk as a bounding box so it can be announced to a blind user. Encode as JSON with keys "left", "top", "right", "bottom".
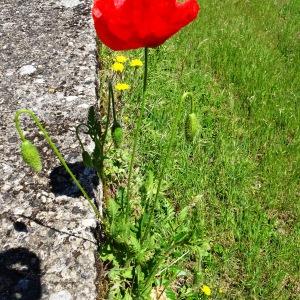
{"left": 21, "top": 140, "right": 42, "bottom": 172}
{"left": 112, "top": 123, "right": 123, "bottom": 148}
{"left": 185, "top": 113, "right": 200, "bottom": 142}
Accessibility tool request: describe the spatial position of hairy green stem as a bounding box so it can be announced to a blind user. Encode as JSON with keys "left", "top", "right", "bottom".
{"left": 110, "top": 79, "right": 118, "bottom": 126}
{"left": 157, "top": 250, "right": 190, "bottom": 276}
{"left": 103, "top": 80, "right": 112, "bottom": 144}
{"left": 126, "top": 47, "right": 148, "bottom": 207}
{"left": 143, "top": 47, "right": 149, "bottom": 94}
{"left": 15, "top": 111, "right": 26, "bottom": 141}
{"left": 14, "top": 109, "right": 101, "bottom": 220}
{"left": 98, "top": 81, "right": 113, "bottom": 196}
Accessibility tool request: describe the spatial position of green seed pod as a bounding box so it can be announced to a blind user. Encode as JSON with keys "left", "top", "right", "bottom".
{"left": 185, "top": 113, "right": 200, "bottom": 142}
{"left": 82, "top": 151, "right": 93, "bottom": 168}
{"left": 112, "top": 124, "right": 123, "bottom": 148}
{"left": 21, "top": 140, "right": 42, "bottom": 172}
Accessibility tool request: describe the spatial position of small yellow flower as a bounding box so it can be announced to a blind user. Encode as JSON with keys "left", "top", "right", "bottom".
{"left": 112, "top": 62, "right": 124, "bottom": 73}
{"left": 130, "top": 58, "right": 143, "bottom": 68}
{"left": 115, "top": 83, "right": 130, "bottom": 91}
{"left": 115, "top": 55, "right": 128, "bottom": 63}
{"left": 201, "top": 285, "right": 212, "bottom": 296}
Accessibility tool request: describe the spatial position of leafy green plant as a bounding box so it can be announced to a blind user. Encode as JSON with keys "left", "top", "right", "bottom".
{"left": 96, "top": 49, "right": 209, "bottom": 297}
{"left": 100, "top": 185, "right": 209, "bottom": 299}
{"left": 14, "top": 48, "right": 208, "bottom": 298}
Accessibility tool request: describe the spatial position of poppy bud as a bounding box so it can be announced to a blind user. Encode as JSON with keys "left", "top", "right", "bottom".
{"left": 185, "top": 113, "right": 200, "bottom": 142}
{"left": 112, "top": 124, "right": 123, "bottom": 148}
{"left": 21, "top": 140, "right": 42, "bottom": 172}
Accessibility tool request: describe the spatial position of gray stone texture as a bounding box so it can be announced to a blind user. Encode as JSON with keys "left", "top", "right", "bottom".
{"left": 0, "top": 0, "right": 100, "bottom": 299}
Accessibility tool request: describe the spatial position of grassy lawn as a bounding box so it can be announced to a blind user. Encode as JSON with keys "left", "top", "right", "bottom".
{"left": 99, "top": 0, "right": 299, "bottom": 298}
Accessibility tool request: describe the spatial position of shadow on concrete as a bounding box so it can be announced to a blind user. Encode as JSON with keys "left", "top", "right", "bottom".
{"left": 0, "top": 248, "right": 41, "bottom": 300}
{"left": 13, "top": 221, "right": 28, "bottom": 233}
{"left": 49, "top": 162, "right": 98, "bottom": 199}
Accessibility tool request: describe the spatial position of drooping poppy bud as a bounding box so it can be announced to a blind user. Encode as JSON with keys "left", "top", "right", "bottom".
{"left": 92, "top": 0, "right": 200, "bottom": 51}
{"left": 185, "top": 113, "right": 200, "bottom": 142}
{"left": 21, "top": 140, "right": 42, "bottom": 172}
{"left": 112, "top": 123, "right": 123, "bottom": 148}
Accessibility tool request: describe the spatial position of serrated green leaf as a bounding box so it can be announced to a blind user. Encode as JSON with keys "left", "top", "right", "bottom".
{"left": 123, "top": 291, "right": 133, "bottom": 300}
{"left": 143, "top": 170, "right": 154, "bottom": 196}
{"left": 87, "top": 106, "right": 96, "bottom": 131}
{"left": 87, "top": 106, "right": 101, "bottom": 137}
{"left": 121, "top": 267, "right": 133, "bottom": 279}
{"left": 107, "top": 198, "right": 120, "bottom": 220}
{"left": 169, "top": 266, "right": 182, "bottom": 275}
{"left": 82, "top": 151, "right": 93, "bottom": 168}
{"left": 174, "top": 231, "right": 189, "bottom": 243}
{"left": 178, "top": 206, "right": 189, "bottom": 223}
{"left": 165, "top": 288, "right": 177, "bottom": 300}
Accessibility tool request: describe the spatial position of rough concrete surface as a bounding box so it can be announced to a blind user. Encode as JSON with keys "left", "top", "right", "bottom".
{"left": 0, "top": 0, "right": 100, "bottom": 299}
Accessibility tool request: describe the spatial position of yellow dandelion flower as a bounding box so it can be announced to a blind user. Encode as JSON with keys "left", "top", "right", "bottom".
{"left": 201, "top": 285, "right": 212, "bottom": 296}
{"left": 130, "top": 59, "right": 143, "bottom": 68}
{"left": 112, "top": 62, "right": 124, "bottom": 73}
{"left": 115, "top": 55, "right": 128, "bottom": 63}
{"left": 115, "top": 83, "right": 130, "bottom": 91}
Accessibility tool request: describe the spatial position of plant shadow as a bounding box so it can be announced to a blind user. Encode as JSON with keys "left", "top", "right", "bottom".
{"left": 49, "top": 162, "right": 99, "bottom": 199}
{"left": 0, "top": 248, "right": 41, "bottom": 300}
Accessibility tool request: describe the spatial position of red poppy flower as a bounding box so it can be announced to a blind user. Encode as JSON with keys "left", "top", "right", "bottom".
{"left": 92, "top": 0, "right": 200, "bottom": 51}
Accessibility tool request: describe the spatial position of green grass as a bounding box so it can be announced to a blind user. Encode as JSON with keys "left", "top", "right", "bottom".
{"left": 101, "top": 0, "right": 300, "bottom": 298}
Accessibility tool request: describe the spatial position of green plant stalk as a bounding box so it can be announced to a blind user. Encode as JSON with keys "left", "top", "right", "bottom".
{"left": 14, "top": 109, "right": 101, "bottom": 220}
{"left": 103, "top": 81, "right": 112, "bottom": 143}
{"left": 110, "top": 79, "right": 118, "bottom": 126}
{"left": 157, "top": 250, "right": 190, "bottom": 276}
{"left": 141, "top": 93, "right": 192, "bottom": 244}
{"left": 126, "top": 47, "right": 148, "bottom": 208}
{"left": 97, "top": 80, "right": 113, "bottom": 199}
{"left": 132, "top": 264, "right": 141, "bottom": 299}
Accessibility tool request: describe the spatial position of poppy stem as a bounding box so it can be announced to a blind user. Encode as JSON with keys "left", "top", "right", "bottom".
{"left": 102, "top": 80, "right": 112, "bottom": 144}
{"left": 143, "top": 47, "right": 148, "bottom": 93}
{"left": 109, "top": 79, "right": 118, "bottom": 126}
{"left": 126, "top": 47, "right": 148, "bottom": 210}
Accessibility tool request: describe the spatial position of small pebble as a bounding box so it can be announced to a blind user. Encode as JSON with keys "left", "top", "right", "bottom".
{"left": 49, "top": 290, "right": 72, "bottom": 300}
{"left": 19, "top": 64, "right": 36, "bottom": 76}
